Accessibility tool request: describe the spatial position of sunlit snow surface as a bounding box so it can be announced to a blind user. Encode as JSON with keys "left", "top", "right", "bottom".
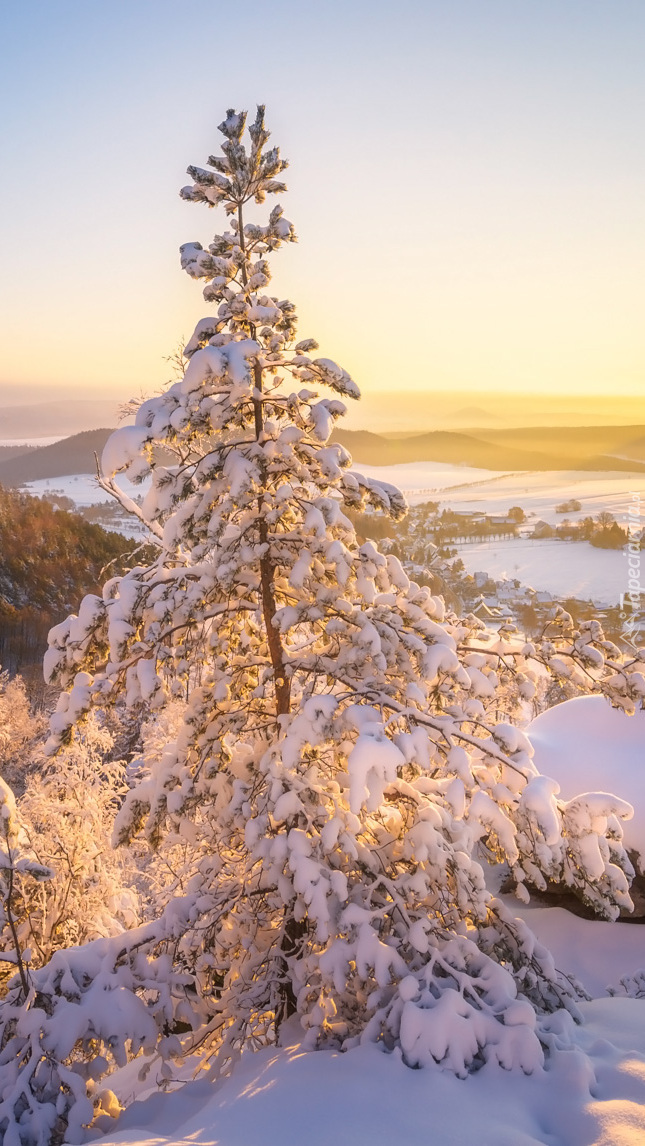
{"left": 455, "top": 537, "right": 627, "bottom": 606}
{"left": 355, "top": 463, "right": 645, "bottom": 520}
{"left": 97, "top": 999, "right": 645, "bottom": 1146}
{"left": 528, "top": 696, "right": 645, "bottom": 857}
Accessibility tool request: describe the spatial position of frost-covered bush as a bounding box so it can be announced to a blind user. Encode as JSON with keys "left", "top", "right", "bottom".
{"left": 0, "top": 671, "right": 46, "bottom": 795}
{"left": 0, "top": 908, "right": 195, "bottom": 1146}
{"left": 13, "top": 105, "right": 639, "bottom": 1141}
{"left": 0, "top": 715, "right": 147, "bottom": 1143}
{"left": 0, "top": 776, "right": 52, "bottom": 998}
{"left": 15, "top": 714, "right": 140, "bottom": 966}
{"left": 609, "top": 968, "right": 645, "bottom": 999}
{"left": 0, "top": 706, "right": 140, "bottom": 992}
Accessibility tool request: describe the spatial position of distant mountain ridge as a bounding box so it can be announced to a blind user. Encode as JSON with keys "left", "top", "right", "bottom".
{"left": 452, "top": 405, "right": 503, "bottom": 426}
{"left": 0, "top": 429, "right": 113, "bottom": 485}
{"left": 471, "top": 424, "right": 645, "bottom": 463}
{"left": 0, "top": 425, "right": 644, "bottom": 488}
{"left": 331, "top": 429, "right": 645, "bottom": 472}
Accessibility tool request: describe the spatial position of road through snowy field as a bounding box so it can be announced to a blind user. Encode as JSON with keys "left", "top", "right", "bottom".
{"left": 353, "top": 460, "right": 513, "bottom": 497}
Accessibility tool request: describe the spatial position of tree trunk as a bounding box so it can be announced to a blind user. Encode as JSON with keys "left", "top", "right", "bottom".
{"left": 239, "top": 202, "right": 291, "bottom": 719}
{"left": 239, "top": 202, "right": 295, "bottom": 1033}
{"left": 274, "top": 912, "right": 307, "bottom": 1038}
{"left": 252, "top": 359, "right": 292, "bottom": 717}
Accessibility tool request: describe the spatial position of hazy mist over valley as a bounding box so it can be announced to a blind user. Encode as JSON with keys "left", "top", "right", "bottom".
{"left": 3, "top": 384, "right": 645, "bottom": 442}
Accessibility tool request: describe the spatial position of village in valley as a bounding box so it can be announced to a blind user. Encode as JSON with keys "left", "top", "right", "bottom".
{"left": 353, "top": 496, "right": 643, "bottom": 650}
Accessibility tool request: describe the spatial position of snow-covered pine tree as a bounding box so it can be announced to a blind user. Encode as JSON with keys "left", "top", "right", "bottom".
{"left": 32, "top": 107, "right": 641, "bottom": 1116}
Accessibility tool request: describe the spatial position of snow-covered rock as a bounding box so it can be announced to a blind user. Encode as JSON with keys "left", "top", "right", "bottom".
{"left": 528, "top": 696, "right": 645, "bottom": 862}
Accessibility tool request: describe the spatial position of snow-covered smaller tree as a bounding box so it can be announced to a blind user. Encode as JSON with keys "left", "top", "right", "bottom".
{"left": 0, "top": 908, "right": 195, "bottom": 1146}
{"left": 0, "top": 719, "right": 177, "bottom": 1146}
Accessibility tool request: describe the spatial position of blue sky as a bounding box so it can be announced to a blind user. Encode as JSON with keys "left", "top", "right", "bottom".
{"left": 1, "top": 0, "right": 643, "bottom": 399}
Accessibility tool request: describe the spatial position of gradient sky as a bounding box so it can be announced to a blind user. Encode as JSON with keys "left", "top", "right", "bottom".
{"left": 1, "top": 0, "right": 643, "bottom": 403}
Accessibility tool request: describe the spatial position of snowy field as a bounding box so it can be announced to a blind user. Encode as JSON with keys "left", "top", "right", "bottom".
{"left": 23, "top": 464, "right": 645, "bottom": 529}
{"left": 19, "top": 467, "right": 643, "bottom": 602}
{"left": 357, "top": 462, "right": 644, "bottom": 523}
{"left": 99, "top": 995, "right": 645, "bottom": 1146}
{"left": 23, "top": 466, "right": 501, "bottom": 512}
{"left": 455, "top": 537, "right": 627, "bottom": 606}
{"left": 356, "top": 463, "right": 644, "bottom": 606}
{"left": 22, "top": 473, "right": 147, "bottom": 508}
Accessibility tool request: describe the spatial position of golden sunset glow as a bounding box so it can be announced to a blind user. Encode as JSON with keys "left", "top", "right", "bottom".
{"left": 1, "top": 2, "right": 643, "bottom": 408}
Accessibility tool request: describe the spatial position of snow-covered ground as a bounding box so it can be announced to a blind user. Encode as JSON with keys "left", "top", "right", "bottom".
{"left": 356, "top": 462, "right": 644, "bottom": 523}
{"left": 441, "top": 469, "right": 644, "bottom": 524}
{"left": 517, "top": 905, "right": 645, "bottom": 999}
{"left": 354, "top": 463, "right": 642, "bottom": 604}
{"left": 456, "top": 537, "right": 627, "bottom": 606}
{"left": 22, "top": 473, "right": 148, "bottom": 508}
{"left": 528, "top": 696, "right": 645, "bottom": 859}
{"left": 97, "top": 996, "right": 645, "bottom": 1146}
{"left": 90, "top": 905, "right": 645, "bottom": 1146}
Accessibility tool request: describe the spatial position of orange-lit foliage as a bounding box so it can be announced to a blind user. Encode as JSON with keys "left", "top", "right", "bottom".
{"left": 0, "top": 484, "right": 138, "bottom": 673}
